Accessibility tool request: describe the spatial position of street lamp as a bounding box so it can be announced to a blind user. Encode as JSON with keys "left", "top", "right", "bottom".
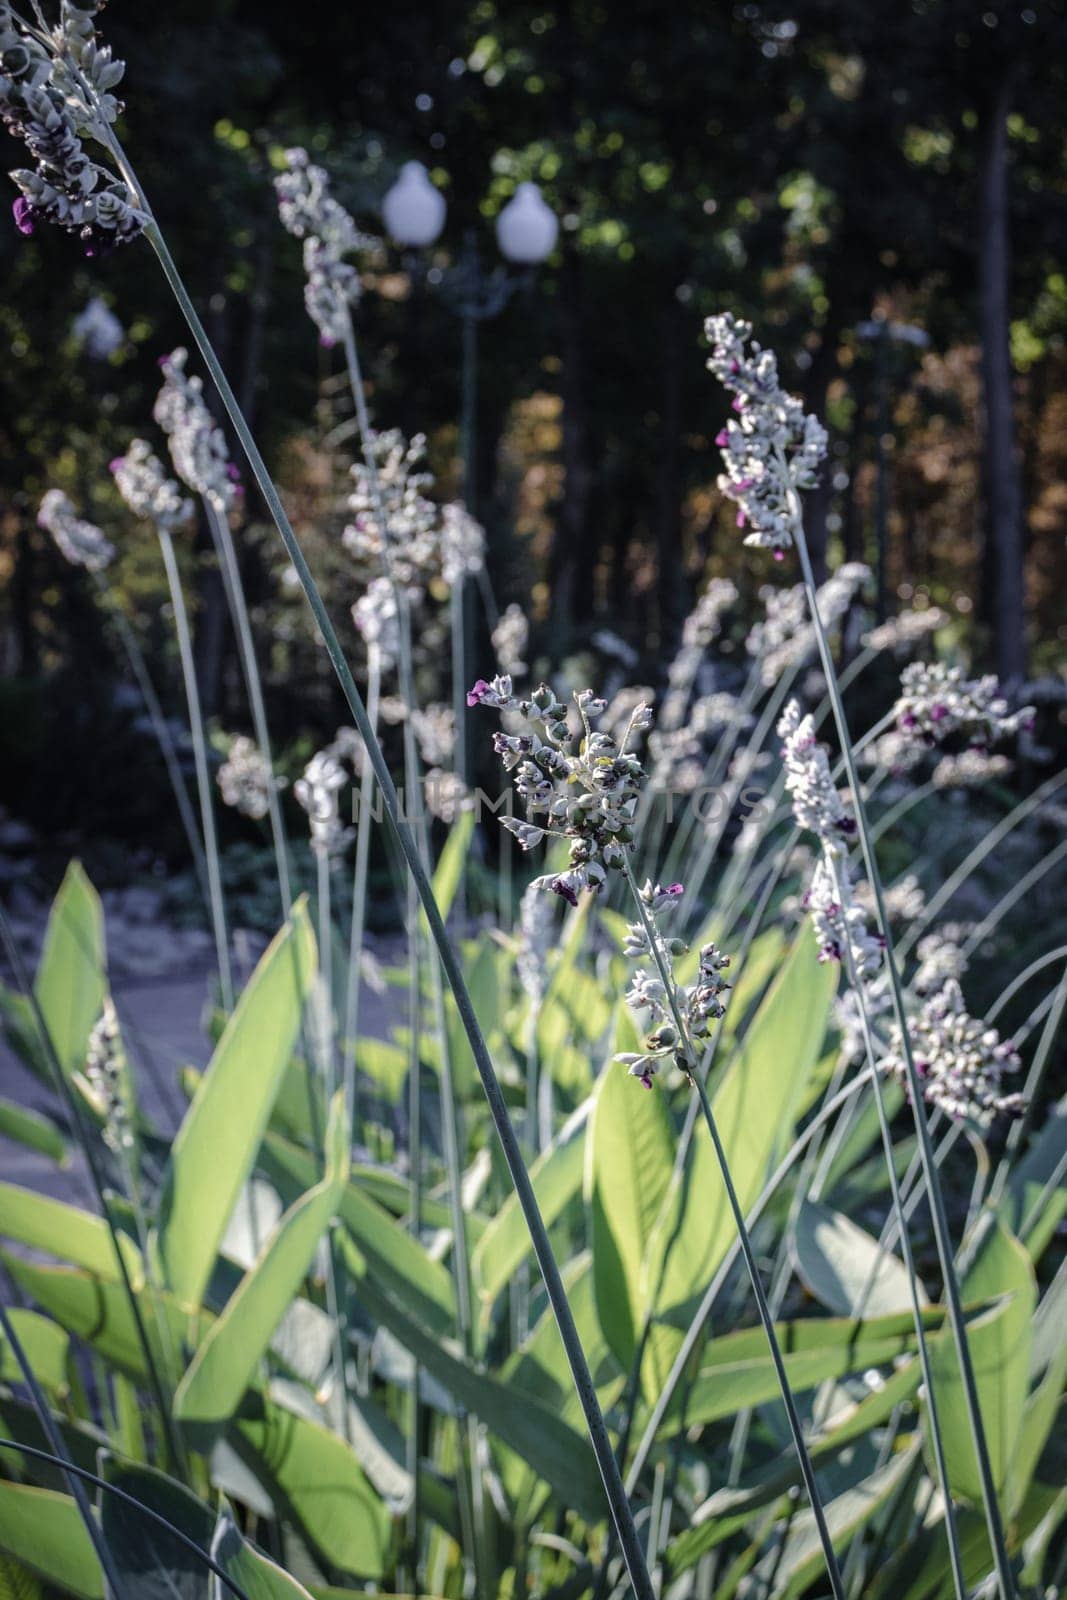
{"left": 854, "top": 317, "right": 931, "bottom": 620}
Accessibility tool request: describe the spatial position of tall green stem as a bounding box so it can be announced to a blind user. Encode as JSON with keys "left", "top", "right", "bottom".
{"left": 342, "top": 643, "right": 381, "bottom": 1130}
{"left": 157, "top": 526, "right": 233, "bottom": 1010}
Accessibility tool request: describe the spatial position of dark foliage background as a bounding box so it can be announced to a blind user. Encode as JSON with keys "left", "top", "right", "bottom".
{"left": 1, "top": 0, "right": 1065, "bottom": 863}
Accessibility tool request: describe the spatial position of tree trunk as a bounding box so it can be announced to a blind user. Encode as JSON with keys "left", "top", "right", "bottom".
{"left": 550, "top": 245, "right": 594, "bottom": 641}
{"left": 978, "top": 71, "right": 1027, "bottom": 684}
{"left": 655, "top": 295, "right": 684, "bottom": 653}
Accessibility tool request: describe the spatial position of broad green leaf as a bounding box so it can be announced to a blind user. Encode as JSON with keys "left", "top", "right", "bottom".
{"left": 0, "top": 1551, "right": 43, "bottom": 1600}
{"left": 668, "top": 1355, "right": 926, "bottom": 1575}
{"left": 444, "top": 939, "right": 504, "bottom": 1099}
{"left": 264, "top": 1133, "right": 454, "bottom": 1335}
{"left": 1000, "top": 1094, "right": 1067, "bottom": 1262}
{"left": 339, "top": 1233, "right": 607, "bottom": 1520}
{"left": 649, "top": 1306, "right": 948, "bottom": 1435}
{"left": 0, "top": 1183, "right": 142, "bottom": 1286}
{"left": 0, "top": 1309, "right": 71, "bottom": 1401}
{"left": 416, "top": 810, "right": 474, "bottom": 945}
{"left": 98, "top": 1456, "right": 214, "bottom": 1600}
{"left": 793, "top": 1200, "right": 928, "bottom": 1317}
{"left": 472, "top": 1098, "right": 590, "bottom": 1320}
{"left": 926, "top": 1215, "right": 1036, "bottom": 1505}
{"left": 210, "top": 1506, "right": 313, "bottom": 1600}
{"left": 157, "top": 901, "right": 316, "bottom": 1312}
{"left": 0, "top": 1099, "right": 66, "bottom": 1165}
{"left": 34, "top": 862, "right": 106, "bottom": 1081}
{"left": 868, "top": 1480, "right": 1060, "bottom": 1600}
{"left": 587, "top": 1009, "right": 675, "bottom": 1368}
{"left": 1010, "top": 1331, "right": 1067, "bottom": 1514}
{"left": 746, "top": 1443, "right": 920, "bottom": 1598}
{"left": 175, "top": 1096, "right": 350, "bottom": 1427}
{"left": 2, "top": 1254, "right": 207, "bottom": 1386}
{"left": 235, "top": 1390, "right": 390, "bottom": 1579}
{"left": 353, "top": 1038, "right": 408, "bottom": 1105}
{"left": 642, "top": 927, "right": 836, "bottom": 1394}
{"left": 0, "top": 1482, "right": 102, "bottom": 1600}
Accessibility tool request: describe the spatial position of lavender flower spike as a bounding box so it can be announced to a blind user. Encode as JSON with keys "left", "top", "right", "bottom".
{"left": 38, "top": 488, "right": 114, "bottom": 571}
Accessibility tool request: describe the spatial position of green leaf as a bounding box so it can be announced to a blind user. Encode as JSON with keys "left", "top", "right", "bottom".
{"left": 926, "top": 1215, "right": 1036, "bottom": 1505}
{"left": 263, "top": 1132, "right": 454, "bottom": 1335}
{"left": 472, "top": 1098, "right": 590, "bottom": 1321}
{"left": 2, "top": 1253, "right": 205, "bottom": 1386}
{"left": 0, "top": 1099, "right": 67, "bottom": 1165}
{"left": 746, "top": 1443, "right": 920, "bottom": 1598}
{"left": 642, "top": 927, "right": 836, "bottom": 1393}
{"left": 0, "top": 1482, "right": 102, "bottom": 1600}
{"left": 1010, "top": 1330, "right": 1067, "bottom": 1514}
{"left": 157, "top": 901, "right": 316, "bottom": 1312}
{"left": 34, "top": 862, "right": 106, "bottom": 1081}
{"left": 0, "top": 1183, "right": 142, "bottom": 1286}
{"left": 338, "top": 1233, "right": 607, "bottom": 1521}
{"left": 175, "top": 1095, "right": 350, "bottom": 1427}
{"left": 1000, "top": 1094, "right": 1067, "bottom": 1262}
{"left": 587, "top": 1009, "right": 675, "bottom": 1368}
{"left": 235, "top": 1390, "right": 390, "bottom": 1579}
{"left": 0, "top": 1309, "right": 72, "bottom": 1401}
{"left": 649, "top": 1306, "right": 948, "bottom": 1435}
{"left": 0, "top": 1551, "right": 43, "bottom": 1600}
{"left": 98, "top": 1456, "right": 214, "bottom": 1600}
{"left": 420, "top": 810, "right": 475, "bottom": 935}
{"left": 210, "top": 1506, "right": 314, "bottom": 1600}
{"left": 793, "top": 1200, "right": 928, "bottom": 1317}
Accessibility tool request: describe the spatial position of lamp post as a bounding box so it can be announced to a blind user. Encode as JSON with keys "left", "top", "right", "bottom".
{"left": 381, "top": 163, "right": 557, "bottom": 807}
{"left": 854, "top": 317, "right": 931, "bottom": 620}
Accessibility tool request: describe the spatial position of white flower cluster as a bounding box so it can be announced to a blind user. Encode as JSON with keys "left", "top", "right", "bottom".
{"left": 110, "top": 438, "right": 192, "bottom": 531}
{"left": 1, "top": 2, "right": 143, "bottom": 251}
{"left": 778, "top": 700, "right": 885, "bottom": 981}
{"left": 85, "top": 997, "right": 133, "bottom": 1153}
{"left": 705, "top": 313, "right": 827, "bottom": 554}
{"left": 516, "top": 881, "right": 555, "bottom": 1011}
{"left": 863, "top": 606, "right": 946, "bottom": 654}
{"left": 423, "top": 768, "right": 470, "bottom": 823}
{"left": 894, "top": 662, "right": 1034, "bottom": 750}
{"left": 913, "top": 931, "right": 968, "bottom": 996}
{"left": 294, "top": 750, "right": 351, "bottom": 861}
{"left": 217, "top": 735, "right": 274, "bottom": 821}
{"left": 38, "top": 488, "right": 114, "bottom": 571}
{"left": 492, "top": 603, "right": 529, "bottom": 676}
{"left": 660, "top": 578, "right": 738, "bottom": 728}
{"left": 747, "top": 564, "right": 869, "bottom": 687}
{"left": 411, "top": 703, "right": 455, "bottom": 768}
{"left": 73, "top": 295, "right": 122, "bottom": 357}
{"left": 932, "top": 749, "right": 1013, "bottom": 789}
{"left": 351, "top": 575, "right": 400, "bottom": 669}
{"left": 883, "top": 979, "right": 1024, "bottom": 1125}
{"left": 343, "top": 430, "right": 438, "bottom": 587}
{"left": 470, "top": 677, "right": 651, "bottom": 905}
{"left": 153, "top": 350, "right": 241, "bottom": 514}
{"left": 274, "top": 148, "right": 380, "bottom": 348}
{"left": 440, "top": 503, "right": 486, "bottom": 587}
{"left": 615, "top": 880, "right": 731, "bottom": 1090}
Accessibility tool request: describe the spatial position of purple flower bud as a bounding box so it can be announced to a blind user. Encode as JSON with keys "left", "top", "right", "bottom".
{"left": 930, "top": 703, "right": 947, "bottom": 722}
{"left": 467, "top": 678, "right": 490, "bottom": 708}
{"left": 666, "top": 883, "right": 684, "bottom": 897}
{"left": 108, "top": 458, "right": 122, "bottom": 474}
{"left": 550, "top": 876, "right": 579, "bottom": 907}
{"left": 773, "top": 548, "right": 785, "bottom": 562}
{"left": 736, "top": 510, "right": 746, "bottom": 529}
{"left": 731, "top": 396, "right": 745, "bottom": 413}
{"left": 12, "top": 198, "right": 35, "bottom": 236}
{"left": 715, "top": 428, "right": 729, "bottom": 448}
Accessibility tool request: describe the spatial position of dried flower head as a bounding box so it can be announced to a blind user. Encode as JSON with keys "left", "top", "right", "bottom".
{"left": 894, "top": 661, "right": 1034, "bottom": 750}
{"left": 883, "top": 979, "right": 1024, "bottom": 1125}
{"left": 863, "top": 606, "right": 946, "bottom": 654}
{"left": 351, "top": 574, "right": 400, "bottom": 668}
{"left": 110, "top": 438, "right": 193, "bottom": 531}
{"left": 439, "top": 502, "right": 485, "bottom": 587}
{"left": 294, "top": 750, "right": 351, "bottom": 861}
{"left": 85, "top": 996, "right": 133, "bottom": 1153}
{"left": 343, "top": 429, "right": 437, "bottom": 587}
{"left": 274, "top": 148, "right": 382, "bottom": 348}
{"left": 38, "top": 487, "right": 113, "bottom": 570}
{"left": 153, "top": 349, "right": 241, "bottom": 513}
{"left": 706, "top": 312, "right": 827, "bottom": 555}
{"left": 492, "top": 603, "right": 529, "bottom": 677}
{"left": 217, "top": 735, "right": 275, "bottom": 820}
{"left": 471, "top": 678, "right": 651, "bottom": 905}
